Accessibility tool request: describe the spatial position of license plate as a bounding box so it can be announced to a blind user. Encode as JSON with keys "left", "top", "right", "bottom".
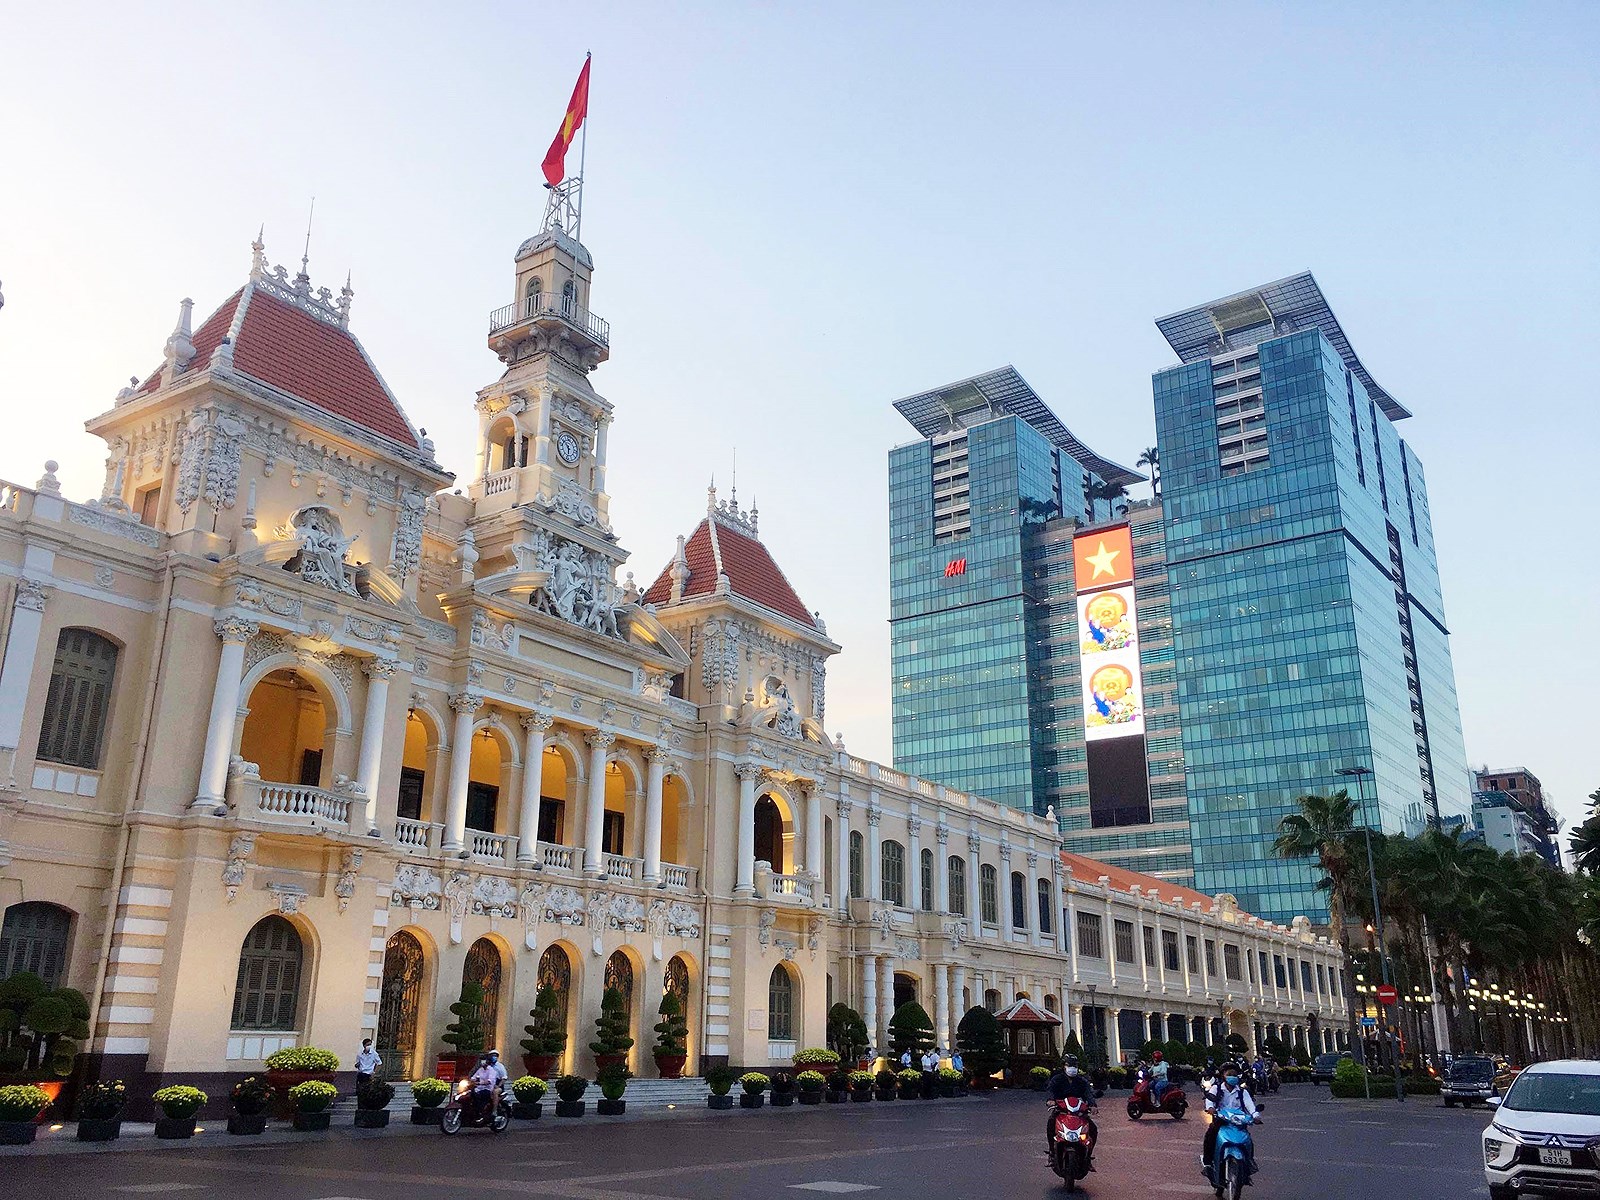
{"left": 1538, "top": 1148, "right": 1573, "bottom": 1167}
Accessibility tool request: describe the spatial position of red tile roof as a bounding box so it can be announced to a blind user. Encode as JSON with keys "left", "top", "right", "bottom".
{"left": 642, "top": 514, "right": 818, "bottom": 629}
{"left": 136, "top": 284, "right": 419, "bottom": 449}
{"left": 1060, "top": 849, "right": 1216, "bottom": 910}
{"left": 994, "top": 997, "right": 1063, "bottom": 1025}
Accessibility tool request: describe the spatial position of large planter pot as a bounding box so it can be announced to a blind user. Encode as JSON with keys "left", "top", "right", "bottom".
{"left": 593, "top": 1053, "right": 627, "bottom": 1074}
{"left": 707, "top": 1094, "right": 734, "bottom": 1110}
{"left": 937, "top": 1082, "right": 955, "bottom": 1099}
{"left": 410, "top": 1105, "right": 444, "bottom": 1126}
{"left": 771, "top": 1092, "right": 795, "bottom": 1108}
{"left": 24, "top": 1080, "right": 64, "bottom": 1124}
{"left": 597, "top": 1098, "right": 626, "bottom": 1116}
{"left": 292, "top": 1110, "right": 332, "bottom": 1132}
{"left": 353, "top": 1109, "right": 390, "bottom": 1129}
{"left": 0, "top": 1121, "right": 38, "bottom": 1145}
{"left": 512, "top": 1101, "right": 543, "bottom": 1120}
{"left": 555, "top": 1100, "right": 586, "bottom": 1118}
{"left": 654, "top": 1054, "right": 687, "bottom": 1080}
{"left": 154, "top": 1116, "right": 196, "bottom": 1140}
{"left": 850, "top": 1090, "right": 872, "bottom": 1103}
{"left": 798, "top": 1091, "right": 823, "bottom": 1105}
{"left": 228, "top": 1112, "right": 268, "bottom": 1135}
{"left": 898, "top": 1085, "right": 920, "bottom": 1101}
{"left": 77, "top": 1117, "right": 122, "bottom": 1142}
{"left": 875, "top": 1087, "right": 897, "bottom": 1101}
{"left": 521, "top": 1053, "right": 558, "bottom": 1079}
{"left": 824, "top": 1089, "right": 848, "bottom": 1104}
{"left": 266, "top": 1070, "right": 336, "bottom": 1118}
{"left": 739, "top": 1093, "right": 765, "bottom": 1109}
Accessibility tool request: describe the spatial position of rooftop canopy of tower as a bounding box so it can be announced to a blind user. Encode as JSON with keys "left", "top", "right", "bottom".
{"left": 891, "top": 365, "right": 1144, "bottom": 488}
{"left": 1154, "top": 270, "right": 1411, "bottom": 421}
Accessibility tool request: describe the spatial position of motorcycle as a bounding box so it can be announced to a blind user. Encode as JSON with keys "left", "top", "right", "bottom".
{"left": 1048, "top": 1096, "right": 1096, "bottom": 1192}
{"left": 1127, "top": 1067, "right": 1188, "bottom": 1120}
{"left": 440, "top": 1077, "right": 510, "bottom": 1135}
{"left": 1208, "top": 1105, "right": 1260, "bottom": 1200}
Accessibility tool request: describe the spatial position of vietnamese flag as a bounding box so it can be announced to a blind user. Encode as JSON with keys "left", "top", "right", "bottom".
{"left": 541, "top": 55, "right": 591, "bottom": 187}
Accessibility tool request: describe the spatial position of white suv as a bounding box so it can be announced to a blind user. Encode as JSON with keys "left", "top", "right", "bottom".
{"left": 1483, "top": 1060, "right": 1600, "bottom": 1199}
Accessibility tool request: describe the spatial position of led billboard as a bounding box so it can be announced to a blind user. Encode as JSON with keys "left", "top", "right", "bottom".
{"left": 1073, "top": 526, "right": 1151, "bottom": 826}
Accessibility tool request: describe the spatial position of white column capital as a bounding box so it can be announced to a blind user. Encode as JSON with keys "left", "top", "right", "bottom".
{"left": 448, "top": 690, "right": 484, "bottom": 715}
{"left": 520, "top": 709, "right": 555, "bottom": 734}
{"left": 732, "top": 759, "right": 765, "bottom": 782}
{"left": 363, "top": 656, "right": 399, "bottom": 681}
{"left": 214, "top": 615, "right": 260, "bottom": 644}
{"left": 645, "top": 744, "right": 673, "bottom": 765}
{"left": 14, "top": 578, "right": 50, "bottom": 613}
{"left": 586, "top": 729, "right": 616, "bottom": 750}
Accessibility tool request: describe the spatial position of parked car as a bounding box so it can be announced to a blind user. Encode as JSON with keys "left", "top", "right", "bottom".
{"left": 1310, "top": 1051, "right": 1349, "bottom": 1086}
{"left": 1483, "top": 1060, "right": 1600, "bottom": 1200}
{"left": 1445, "top": 1054, "right": 1511, "bottom": 1107}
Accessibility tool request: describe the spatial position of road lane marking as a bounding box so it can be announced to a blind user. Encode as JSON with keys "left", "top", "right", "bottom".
{"left": 110, "top": 1189, "right": 204, "bottom": 1196}
{"left": 1390, "top": 1141, "right": 1439, "bottom": 1147}
{"left": 789, "top": 1185, "right": 880, "bottom": 1194}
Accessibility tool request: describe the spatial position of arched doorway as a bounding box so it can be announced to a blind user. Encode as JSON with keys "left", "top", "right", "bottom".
{"left": 537, "top": 944, "right": 575, "bottom": 1073}
{"left": 376, "top": 930, "right": 426, "bottom": 1078}
{"left": 464, "top": 938, "right": 504, "bottom": 1050}
{"left": 604, "top": 949, "right": 636, "bottom": 1059}
{"left": 754, "top": 795, "right": 785, "bottom": 871}
{"left": 466, "top": 726, "right": 513, "bottom": 839}
{"left": 239, "top": 667, "right": 337, "bottom": 786}
{"left": 664, "top": 954, "right": 693, "bottom": 1069}
{"left": 660, "top": 772, "right": 691, "bottom": 868}
{"left": 893, "top": 971, "right": 918, "bottom": 1011}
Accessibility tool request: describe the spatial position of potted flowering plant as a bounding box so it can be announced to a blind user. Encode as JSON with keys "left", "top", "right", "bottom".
{"left": 897, "top": 1068, "right": 922, "bottom": 1100}
{"left": 0, "top": 1084, "right": 52, "bottom": 1144}
{"left": 354, "top": 1078, "right": 394, "bottom": 1128}
{"left": 553, "top": 1073, "right": 588, "bottom": 1118}
{"left": 74, "top": 1079, "right": 126, "bottom": 1142}
{"left": 511, "top": 1075, "right": 547, "bottom": 1120}
{"left": 825, "top": 1069, "right": 850, "bottom": 1103}
{"left": 1029, "top": 1065, "right": 1052, "bottom": 1091}
{"left": 738, "top": 1071, "right": 769, "bottom": 1109}
{"left": 597, "top": 1063, "right": 631, "bottom": 1115}
{"left": 874, "top": 1067, "right": 899, "bottom": 1102}
{"left": 705, "top": 1064, "right": 736, "bottom": 1110}
{"left": 792, "top": 1047, "right": 841, "bottom": 1077}
{"left": 409, "top": 1077, "right": 450, "bottom": 1125}
{"left": 229, "top": 1075, "right": 273, "bottom": 1135}
{"left": 797, "top": 1070, "right": 826, "bottom": 1105}
{"left": 770, "top": 1072, "right": 796, "bottom": 1108}
{"left": 848, "top": 1069, "right": 875, "bottom": 1103}
{"left": 264, "top": 1046, "right": 338, "bottom": 1117}
{"left": 288, "top": 1079, "right": 337, "bottom": 1131}
{"left": 152, "top": 1085, "right": 207, "bottom": 1139}
{"left": 936, "top": 1065, "right": 963, "bottom": 1099}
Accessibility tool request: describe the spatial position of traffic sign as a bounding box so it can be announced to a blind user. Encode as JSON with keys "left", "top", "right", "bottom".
{"left": 1376, "top": 984, "right": 1398, "bottom": 1006}
{"left": 1359, "top": 1016, "right": 1378, "bottom": 1027}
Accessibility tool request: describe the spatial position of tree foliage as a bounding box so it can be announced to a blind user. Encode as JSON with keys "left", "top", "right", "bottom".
{"left": 956, "top": 1006, "right": 1007, "bottom": 1078}
{"left": 520, "top": 984, "right": 567, "bottom": 1057}
{"left": 588, "top": 986, "right": 634, "bottom": 1058}
{"left": 0, "top": 973, "right": 90, "bottom": 1076}
{"left": 888, "top": 1002, "right": 936, "bottom": 1057}
{"left": 442, "top": 980, "right": 487, "bottom": 1056}
{"left": 826, "top": 1003, "right": 869, "bottom": 1062}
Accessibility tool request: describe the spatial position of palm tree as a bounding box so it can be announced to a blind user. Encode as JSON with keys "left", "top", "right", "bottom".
{"left": 1088, "top": 479, "right": 1129, "bottom": 520}
{"left": 1136, "top": 446, "right": 1160, "bottom": 499}
{"left": 1568, "top": 788, "right": 1600, "bottom": 871}
{"left": 1274, "top": 790, "right": 1362, "bottom": 1057}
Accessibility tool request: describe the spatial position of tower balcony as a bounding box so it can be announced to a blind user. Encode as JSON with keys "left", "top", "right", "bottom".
{"left": 488, "top": 291, "right": 610, "bottom": 361}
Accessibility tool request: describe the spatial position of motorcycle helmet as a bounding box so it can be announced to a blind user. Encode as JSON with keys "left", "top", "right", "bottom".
{"left": 1062, "top": 1053, "right": 1080, "bottom": 1076}
{"left": 1152, "top": 1051, "right": 1163, "bottom": 1062}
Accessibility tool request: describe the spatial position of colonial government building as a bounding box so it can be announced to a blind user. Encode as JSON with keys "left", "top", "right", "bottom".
{"left": 0, "top": 215, "right": 1345, "bottom": 1099}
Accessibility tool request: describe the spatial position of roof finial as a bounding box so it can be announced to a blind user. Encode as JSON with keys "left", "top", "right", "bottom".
{"left": 730, "top": 447, "right": 737, "bottom": 508}
{"left": 250, "top": 225, "right": 267, "bottom": 278}
{"left": 706, "top": 476, "right": 717, "bottom": 514}
{"left": 336, "top": 269, "right": 354, "bottom": 328}
{"left": 296, "top": 197, "right": 315, "bottom": 293}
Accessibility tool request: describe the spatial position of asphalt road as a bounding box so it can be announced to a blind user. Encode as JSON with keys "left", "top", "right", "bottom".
{"left": 3, "top": 1087, "right": 1492, "bottom": 1199}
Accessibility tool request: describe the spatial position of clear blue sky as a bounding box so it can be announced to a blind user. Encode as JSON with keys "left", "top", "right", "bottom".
{"left": 2, "top": 2, "right": 1595, "bottom": 830}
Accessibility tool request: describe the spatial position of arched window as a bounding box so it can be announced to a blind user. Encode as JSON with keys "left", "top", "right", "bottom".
{"left": 561, "top": 276, "right": 577, "bottom": 313}
{"left": 947, "top": 856, "right": 967, "bottom": 917}
{"left": 537, "top": 944, "right": 572, "bottom": 1034}
{"left": 848, "top": 830, "right": 863, "bottom": 899}
{"left": 768, "top": 964, "right": 794, "bottom": 1040}
{"left": 1010, "top": 871, "right": 1027, "bottom": 929}
{"left": 464, "top": 938, "right": 503, "bottom": 1046}
{"left": 983, "top": 988, "right": 1000, "bottom": 1013}
{"left": 664, "top": 955, "right": 690, "bottom": 1013}
{"left": 524, "top": 275, "right": 542, "bottom": 313}
{"left": 979, "top": 864, "right": 998, "bottom": 926}
{"left": 1037, "top": 878, "right": 1053, "bottom": 934}
{"left": 919, "top": 848, "right": 934, "bottom": 912}
{"left": 37, "top": 629, "right": 118, "bottom": 769}
{"left": 231, "top": 916, "right": 303, "bottom": 1032}
{"left": 0, "top": 902, "right": 72, "bottom": 988}
{"left": 881, "top": 840, "right": 905, "bottom": 907}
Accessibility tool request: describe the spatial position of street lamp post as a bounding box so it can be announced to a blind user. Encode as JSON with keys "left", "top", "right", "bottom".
{"left": 1337, "top": 764, "right": 1405, "bottom": 1102}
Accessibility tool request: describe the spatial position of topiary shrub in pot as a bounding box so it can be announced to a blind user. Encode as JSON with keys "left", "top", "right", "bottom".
{"left": 264, "top": 1046, "right": 339, "bottom": 1118}
{"left": 652, "top": 991, "right": 688, "bottom": 1079}
{"left": 511, "top": 1075, "right": 547, "bottom": 1120}
{"left": 597, "top": 1063, "right": 631, "bottom": 1115}
{"left": 1028, "top": 1065, "right": 1052, "bottom": 1092}
{"left": 228, "top": 1075, "right": 273, "bottom": 1135}
{"left": 288, "top": 1079, "right": 337, "bottom": 1131}
{"left": 888, "top": 1002, "right": 937, "bottom": 1062}
{"left": 937, "top": 1065, "right": 962, "bottom": 1099}
{"left": 956, "top": 1006, "right": 1006, "bottom": 1091}
{"left": 874, "top": 1067, "right": 899, "bottom": 1101}
{"left": 354, "top": 1078, "right": 394, "bottom": 1128}
{"left": 738, "top": 1071, "right": 769, "bottom": 1109}
{"left": 554, "top": 1073, "right": 588, "bottom": 1118}
{"left": 826, "top": 1003, "right": 869, "bottom": 1069}
{"left": 152, "top": 1085, "right": 206, "bottom": 1139}
{"left": 75, "top": 1079, "right": 126, "bottom": 1142}
{"left": 0, "top": 972, "right": 90, "bottom": 1094}
{"left": 0, "top": 1084, "right": 52, "bottom": 1144}
{"left": 520, "top": 985, "right": 566, "bottom": 1079}
{"left": 848, "top": 1069, "right": 875, "bottom": 1102}
{"left": 442, "top": 982, "right": 488, "bottom": 1079}
{"left": 410, "top": 1076, "right": 450, "bottom": 1125}
{"left": 705, "top": 1063, "right": 737, "bottom": 1110}
{"left": 897, "top": 1068, "right": 922, "bottom": 1099}
{"left": 588, "top": 987, "right": 634, "bottom": 1074}
{"left": 770, "top": 1072, "right": 796, "bottom": 1108}
{"left": 797, "top": 1070, "right": 826, "bottom": 1105}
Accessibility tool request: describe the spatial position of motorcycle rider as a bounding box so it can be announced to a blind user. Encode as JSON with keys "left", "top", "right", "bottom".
{"left": 1200, "top": 1061, "right": 1260, "bottom": 1182}
{"left": 467, "top": 1054, "right": 501, "bottom": 1122}
{"left": 1046, "top": 1053, "right": 1098, "bottom": 1166}
{"left": 1149, "top": 1049, "right": 1170, "bottom": 1104}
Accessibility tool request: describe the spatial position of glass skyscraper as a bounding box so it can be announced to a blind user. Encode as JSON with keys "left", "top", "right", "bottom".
{"left": 1153, "top": 273, "right": 1472, "bottom": 922}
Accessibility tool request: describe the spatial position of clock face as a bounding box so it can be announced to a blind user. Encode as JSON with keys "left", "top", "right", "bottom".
{"left": 555, "top": 430, "right": 582, "bottom": 465}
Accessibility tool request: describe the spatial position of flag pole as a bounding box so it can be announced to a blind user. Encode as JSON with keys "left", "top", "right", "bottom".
{"left": 574, "top": 51, "right": 591, "bottom": 246}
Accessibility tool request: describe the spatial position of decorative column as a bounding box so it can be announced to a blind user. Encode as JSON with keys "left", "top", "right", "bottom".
{"left": 966, "top": 831, "right": 982, "bottom": 930}
{"left": 516, "top": 711, "right": 553, "bottom": 864}
{"left": 879, "top": 955, "right": 895, "bottom": 1051}
{"left": 534, "top": 392, "right": 552, "bottom": 465}
{"left": 835, "top": 794, "right": 852, "bottom": 915}
{"left": 353, "top": 657, "right": 396, "bottom": 835}
{"left": 1069, "top": 1003, "right": 1084, "bottom": 1045}
{"left": 732, "top": 762, "right": 763, "bottom": 896}
{"left": 0, "top": 579, "right": 49, "bottom": 789}
{"left": 934, "top": 962, "right": 951, "bottom": 1053}
{"left": 1026, "top": 849, "right": 1043, "bottom": 947}
{"left": 193, "top": 615, "right": 260, "bottom": 810}
{"left": 442, "top": 692, "right": 483, "bottom": 852}
{"left": 953, "top": 965, "right": 968, "bottom": 1033}
{"left": 861, "top": 955, "right": 878, "bottom": 1060}
{"left": 906, "top": 813, "right": 922, "bottom": 909}
{"left": 1108, "top": 1006, "right": 1123, "bottom": 1066}
{"left": 866, "top": 799, "right": 883, "bottom": 902}
{"left": 803, "top": 778, "right": 823, "bottom": 881}
{"left": 1054, "top": 866, "right": 1070, "bottom": 955}
{"left": 643, "top": 746, "right": 669, "bottom": 884}
{"left": 934, "top": 822, "right": 951, "bottom": 914}
{"left": 583, "top": 730, "right": 614, "bottom": 875}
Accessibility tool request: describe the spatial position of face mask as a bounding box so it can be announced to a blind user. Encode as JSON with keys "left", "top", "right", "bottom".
{"left": 1225, "top": 1075, "right": 1240, "bottom": 1087}
{"left": 1065, "top": 1067, "right": 1079, "bottom": 1076}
